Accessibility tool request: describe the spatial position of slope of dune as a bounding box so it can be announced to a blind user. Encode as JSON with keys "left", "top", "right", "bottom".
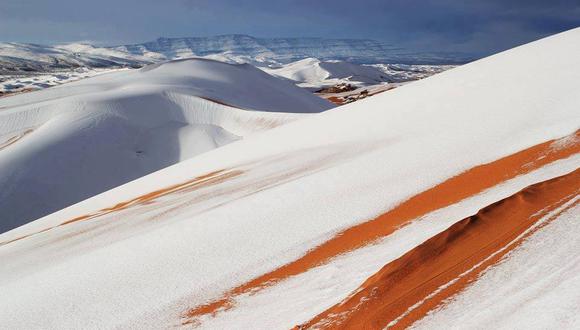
{"left": 0, "top": 58, "right": 332, "bottom": 232}
{"left": 262, "top": 57, "right": 454, "bottom": 90}
{"left": 263, "top": 57, "right": 391, "bottom": 88}
{"left": 0, "top": 28, "right": 579, "bottom": 330}
{"left": 303, "top": 169, "right": 579, "bottom": 329}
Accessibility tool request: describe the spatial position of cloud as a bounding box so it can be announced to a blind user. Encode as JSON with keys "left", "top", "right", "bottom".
{"left": 0, "top": 0, "right": 578, "bottom": 55}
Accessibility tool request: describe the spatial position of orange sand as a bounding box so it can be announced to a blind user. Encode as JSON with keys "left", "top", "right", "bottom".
{"left": 0, "top": 128, "right": 34, "bottom": 151}
{"left": 0, "top": 169, "right": 242, "bottom": 247}
{"left": 303, "top": 169, "right": 579, "bottom": 329}
{"left": 326, "top": 96, "right": 345, "bottom": 105}
{"left": 198, "top": 96, "right": 242, "bottom": 109}
{"left": 183, "top": 131, "right": 579, "bottom": 324}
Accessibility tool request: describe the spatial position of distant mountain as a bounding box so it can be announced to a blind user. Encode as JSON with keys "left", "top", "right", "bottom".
{"left": 0, "top": 35, "right": 474, "bottom": 76}
{"left": 112, "top": 35, "right": 474, "bottom": 65}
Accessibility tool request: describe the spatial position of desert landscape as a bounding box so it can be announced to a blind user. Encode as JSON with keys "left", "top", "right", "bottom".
{"left": 0, "top": 1, "right": 578, "bottom": 329}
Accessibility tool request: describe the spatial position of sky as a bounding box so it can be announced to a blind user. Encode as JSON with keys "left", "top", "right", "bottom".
{"left": 1, "top": 0, "right": 579, "bottom": 56}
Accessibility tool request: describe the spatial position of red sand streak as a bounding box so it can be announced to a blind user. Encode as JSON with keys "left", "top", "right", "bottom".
{"left": 61, "top": 169, "right": 242, "bottom": 225}
{"left": 198, "top": 96, "right": 242, "bottom": 109}
{"left": 302, "top": 169, "right": 579, "bottom": 329}
{"left": 0, "top": 88, "right": 39, "bottom": 99}
{"left": 326, "top": 96, "right": 346, "bottom": 105}
{"left": 183, "top": 131, "right": 579, "bottom": 324}
{"left": 321, "top": 85, "right": 395, "bottom": 105}
{"left": 0, "top": 169, "right": 242, "bottom": 247}
{"left": 0, "top": 128, "right": 34, "bottom": 151}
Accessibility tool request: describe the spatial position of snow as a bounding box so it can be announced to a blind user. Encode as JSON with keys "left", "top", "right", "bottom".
{"left": 262, "top": 57, "right": 453, "bottom": 89}
{"left": 0, "top": 28, "right": 579, "bottom": 329}
{"left": 0, "top": 42, "right": 151, "bottom": 74}
{"left": 1, "top": 39, "right": 455, "bottom": 97}
{"left": 369, "top": 63, "right": 455, "bottom": 82}
{"left": 411, "top": 199, "right": 580, "bottom": 330}
{"left": 1, "top": 35, "right": 467, "bottom": 80}
{"left": 0, "top": 58, "right": 331, "bottom": 232}
{"left": 189, "top": 156, "right": 580, "bottom": 330}
{"left": 0, "top": 67, "right": 125, "bottom": 95}
{"left": 1, "top": 55, "right": 453, "bottom": 98}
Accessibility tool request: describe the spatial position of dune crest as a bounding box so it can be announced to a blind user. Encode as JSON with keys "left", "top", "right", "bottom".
{"left": 302, "top": 169, "right": 579, "bottom": 329}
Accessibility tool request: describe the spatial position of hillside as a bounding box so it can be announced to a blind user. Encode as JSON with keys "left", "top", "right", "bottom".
{"left": 264, "top": 58, "right": 390, "bottom": 87}
{"left": 0, "top": 58, "right": 331, "bottom": 232}
{"left": 0, "top": 28, "right": 578, "bottom": 330}
{"left": 263, "top": 57, "right": 453, "bottom": 90}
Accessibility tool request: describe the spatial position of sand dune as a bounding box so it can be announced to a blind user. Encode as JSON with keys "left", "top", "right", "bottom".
{"left": 302, "top": 169, "right": 579, "bottom": 329}
{"left": 0, "top": 58, "right": 331, "bottom": 233}
{"left": 183, "top": 131, "right": 580, "bottom": 324}
{"left": 0, "top": 29, "right": 578, "bottom": 329}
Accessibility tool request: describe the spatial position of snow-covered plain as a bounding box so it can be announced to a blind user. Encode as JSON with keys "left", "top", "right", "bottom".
{"left": 0, "top": 28, "right": 579, "bottom": 329}
{"left": 0, "top": 58, "right": 331, "bottom": 232}
{"left": 0, "top": 42, "right": 151, "bottom": 74}
{"left": 0, "top": 67, "right": 125, "bottom": 95}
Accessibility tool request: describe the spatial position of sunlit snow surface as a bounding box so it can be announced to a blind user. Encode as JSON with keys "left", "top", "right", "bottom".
{"left": 411, "top": 200, "right": 580, "bottom": 330}
{"left": 0, "top": 68, "right": 125, "bottom": 95}
{"left": 0, "top": 29, "right": 578, "bottom": 329}
{"left": 0, "top": 58, "right": 331, "bottom": 231}
{"left": 263, "top": 57, "right": 454, "bottom": 89}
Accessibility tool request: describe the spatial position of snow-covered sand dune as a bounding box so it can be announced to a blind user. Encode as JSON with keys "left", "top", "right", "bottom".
{"left": 0, "top": 58, "right": 332, "bottom": 232}
{"left": 263, "top": 58, "right": 390, "bottom": 87}
{"left": 263, "top": 57, "right": 452, "bottom": 89}
{"left": 0, "top": 28, "right": 579, "bottom": 329}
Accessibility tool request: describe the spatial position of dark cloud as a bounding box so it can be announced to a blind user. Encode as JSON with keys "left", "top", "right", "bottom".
{"left": 0, "top": 0, "right": 578, "bottom": 56}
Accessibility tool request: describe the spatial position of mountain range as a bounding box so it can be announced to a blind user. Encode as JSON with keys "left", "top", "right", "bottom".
{"left": 0, "top": 35, "right": 474, "bottom": 75}
{"left": 113, "top": 35, "right": 474, "bottom": 64}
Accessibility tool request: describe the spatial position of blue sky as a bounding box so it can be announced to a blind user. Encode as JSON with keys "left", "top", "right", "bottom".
{"left": 1, "top": 0, "right": 579, "bottom": 56}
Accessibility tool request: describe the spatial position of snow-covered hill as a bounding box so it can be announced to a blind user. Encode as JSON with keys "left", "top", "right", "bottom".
{"left": 263, "top": 57, "right": 453, "bottom": 89}
{"left": 263, "top": 58, "right": 389, "bottom": 88}
{"left": 0, "top": 28, "right": 578, "bottom": 330}
{"left": 0, "top": 58, "right": 332, "bottom": 233}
